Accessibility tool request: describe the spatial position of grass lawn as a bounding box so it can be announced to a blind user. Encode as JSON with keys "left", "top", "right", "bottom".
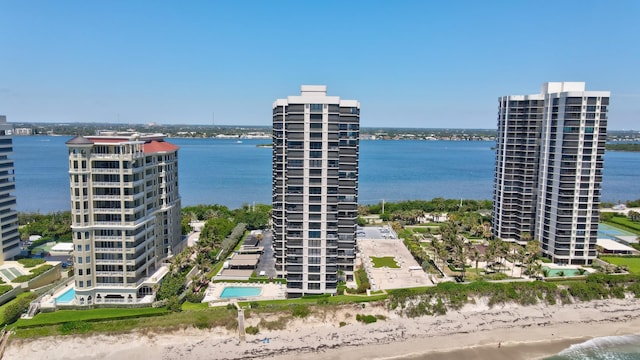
{"left": 370, "top": 256, "right": 400, "bottom": 268}
{"left": 238, "top": 293, "right": 387, "bottom": 309}
{"left": 182, "top": 301, "right": 209, "bottom": 311}
{"left": 600, "top": 256, "right": 640, "bottom": 275}
{"left": 13, "top": 306, "right": 238, "bottom": 339}
{"left": 604, "top": 219, "right": 640, "bottom": 235}
{"left": 15, "top": 307, "right": 168, "bottom": 328}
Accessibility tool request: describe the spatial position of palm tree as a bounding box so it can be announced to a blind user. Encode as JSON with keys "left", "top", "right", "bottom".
{"left": 469, "top": 247, "right": 481, "bottom": 275}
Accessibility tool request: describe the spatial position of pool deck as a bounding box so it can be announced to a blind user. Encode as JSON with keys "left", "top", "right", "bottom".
{"left": 202, "top": 282, "right": 286, "bottom": 305}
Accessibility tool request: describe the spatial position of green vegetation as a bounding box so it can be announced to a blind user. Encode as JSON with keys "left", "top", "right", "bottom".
{"left": 355, "top": 314, "right": 378, "bottom": 324}
{"left": 604, "top": 217, "right": 640, "bottom": 234}
{"left": 0, "top": 292, "right": 37, "bottom": 325}
{"left": 2, "top": 292, "right": 38, "bottom": 325}
{"left": 18, "top": 211, "right": 72, "bottom": 242}
{"left": 291, "top": 304, "right": 310, "bottom": 318}
{"left": 15, "top": 308, "right": 169, "bottom": 328}
{"left": 601, "top": 256, "right": 640, "bottom": 275}
{"left": 12, "top": 265, "right": 54, "bottom": 283}
{"left": 245, "top": 325, "right": 259, "bottom": 335}
{"left": 605, "top": 143, "right": 640, "bottom": 152}
{"left": 370, "top": 256, "right": 400, "bottom": 268}
{"left": 0, "top": 285, "right": 13, "bottom": 297}
{"left": 14, "top": 306, "right": 239, "bottom": 338}
{"left": 353, "top": 268, "right": 371, "bottom": 294}
{"left": 386, "top": 274, "right": 640, "bottom": 318}
{"left": 17, "top": 258, "right": 46, "bottom": 268}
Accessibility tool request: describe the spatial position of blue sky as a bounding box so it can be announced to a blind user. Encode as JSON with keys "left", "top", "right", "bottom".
{"left": 1, "top": 1, "right": 638, "bottom": 129}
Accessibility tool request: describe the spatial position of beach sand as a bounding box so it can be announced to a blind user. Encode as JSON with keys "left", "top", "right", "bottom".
{"left": 5, "top": 297, "right": 640, "bottom": 360}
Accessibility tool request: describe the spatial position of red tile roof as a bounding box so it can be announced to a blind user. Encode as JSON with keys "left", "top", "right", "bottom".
{"left": 142, "top": 140, "right": 179, "bottom": 153}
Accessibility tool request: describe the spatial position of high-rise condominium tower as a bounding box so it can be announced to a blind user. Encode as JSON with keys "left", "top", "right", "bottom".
{"left": 66, "top": 132, "right": 182, "bottom": 305}
{"left": 0, "top": 116, "right": 20, "bottom": 261}
{"left": 493, "top": 82, "right": 609, "bottom": 265}
{"left": 272, "top": 85, "right": 360, "bottom": 297}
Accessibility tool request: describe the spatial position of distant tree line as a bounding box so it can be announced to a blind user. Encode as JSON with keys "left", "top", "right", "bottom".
{"left": 605, "top": 143, "right": 640, "bottom": 152}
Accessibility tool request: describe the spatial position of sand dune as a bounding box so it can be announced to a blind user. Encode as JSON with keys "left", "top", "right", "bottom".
{"left": 5, "top": 297, "right": 640, "bottom": 360}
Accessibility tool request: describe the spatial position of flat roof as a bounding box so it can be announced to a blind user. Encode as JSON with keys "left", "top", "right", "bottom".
{"left": 51, "top": 243, "right": 74, "bottom": 252}
{"left": 597, "top": 238, "right": 636, "bottom": 252}
{"left": 217, "top": 269, "right": 253, "bottom": 277}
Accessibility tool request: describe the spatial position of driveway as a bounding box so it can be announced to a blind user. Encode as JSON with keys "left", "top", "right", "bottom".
{"left": 255, "top": 230, "right": 277, "bottom": 278}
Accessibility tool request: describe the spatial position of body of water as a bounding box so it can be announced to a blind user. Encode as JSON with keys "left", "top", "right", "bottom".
{"left": 545, "top": 334, "right": 640, "bottom": 360}
{"left": 11, "top": 136, "right": 640, "bottom": 213}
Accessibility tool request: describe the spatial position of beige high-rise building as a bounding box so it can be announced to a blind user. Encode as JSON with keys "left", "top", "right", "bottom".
{"left": 66, "top": 132, "right": 182, "bottom": 305}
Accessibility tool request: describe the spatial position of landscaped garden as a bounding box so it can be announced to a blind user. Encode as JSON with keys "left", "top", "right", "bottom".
{"left": 370, "top": 256, "right": 400, "bottom": 268}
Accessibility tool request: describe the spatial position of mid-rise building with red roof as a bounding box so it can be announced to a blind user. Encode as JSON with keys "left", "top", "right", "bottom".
{"left": 65, "top": 132, "right": 182, "bottom": 305}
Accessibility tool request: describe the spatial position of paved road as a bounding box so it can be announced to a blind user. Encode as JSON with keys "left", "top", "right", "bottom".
{"left": 256, "top": 230, "right": 277, "bottom": 278}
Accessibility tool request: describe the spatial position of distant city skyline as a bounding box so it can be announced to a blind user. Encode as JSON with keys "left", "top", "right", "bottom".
{"left": 1, "top": 1, "right": 639, "bottom": 129}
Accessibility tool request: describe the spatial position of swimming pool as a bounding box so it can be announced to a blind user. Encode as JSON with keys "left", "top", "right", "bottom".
{"left": 55, "top": 287, "right": 76, "bottom": 304}
{"left": 220, "top": 286, "right": 262, "bottom": 299}
{"left": 542, "top": 267, "right": 582, "bottom": 277}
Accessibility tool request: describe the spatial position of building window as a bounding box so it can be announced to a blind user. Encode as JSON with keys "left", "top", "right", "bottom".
{"left": 86, "top": 256, "right": 91, "bottom": 264}
{"left": 308, "top": 231, "right": 321, "bottom": 238}
{"left": 85, "top": 244, "right": 90, "bottom": 251}
{"left": 78, "top": 281, "right": 84, "bottom": 288}
{"left": 78, "top": 269, "right": 83, "bottom": 276}
{"left": 87, "top": 280, "right": 92, "bottom": 287}
{"left": 310, "top": 104, "right": 323, "bottom": 113}
{"left": 77, "top": 257, "right": 82, "bottom": 264}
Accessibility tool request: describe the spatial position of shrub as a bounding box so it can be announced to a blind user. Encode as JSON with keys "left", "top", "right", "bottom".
{"left": 259, "top": 316, "right": 289, "bottom": 330}
{"left": 245, "top": 326, "right": 259, "bottom": 335}
{"left": 12, "top": 264, "right": 54, "bottom": 283}
{"left": 185, "top": 290, "right": 205, "bottom": 303}
{"left": 0, "top": 285, "right": 12, "bottom": 296}
{"left": 166, "top": 296, "right": 183, "bottom": 312}
{"left": 17, "top": 258, "right": 45, "bottom": 268}
{"left": 291, "top": 304, "right": 310, "bottom": 318}
{"left": 355, "top": 314, "right": 377, "bottom": 324}
{"left": 339, "top": 321, "right": 347, "bottom": 327}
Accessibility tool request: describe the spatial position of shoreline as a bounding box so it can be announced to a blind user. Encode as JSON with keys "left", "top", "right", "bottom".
{"left": 5, "top": 297, "right": 640, "bottom": 360}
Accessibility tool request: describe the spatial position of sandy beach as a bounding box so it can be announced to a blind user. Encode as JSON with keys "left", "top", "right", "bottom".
{"left": 5, "top": 297, "right": 640, "bottom": 360}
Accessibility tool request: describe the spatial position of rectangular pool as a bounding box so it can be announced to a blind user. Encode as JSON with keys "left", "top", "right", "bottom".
{"left": 220, "top": 286, "right": 262, "bottom": 299}
{"left": 56, "top": 287, "right": 76, "bottom": 304}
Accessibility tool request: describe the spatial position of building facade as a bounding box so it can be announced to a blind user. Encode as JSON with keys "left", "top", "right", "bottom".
{"left": 0, "top": 116, "right": 20, "bottom": 261}
{"left": 66, "top": 132, "right": 182, "bottom": 305}
{"left": 493, "top": 82, "right": 609, "bottom": 265}
{"left": 272, "top": 85, "right": 359, "bottom": 297}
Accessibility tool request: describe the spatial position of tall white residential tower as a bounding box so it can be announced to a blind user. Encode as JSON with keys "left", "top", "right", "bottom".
{"left": 66, "top": 132, "right": 183, "bottom": 305}
{"left": 0, "top": 116, "right": 20, "bottom": 261}
{"left": 493, "top": 82, "right": 609, "bottom": 265}
{"left": 272, "top": 85, "right": 360, "bottom": 297}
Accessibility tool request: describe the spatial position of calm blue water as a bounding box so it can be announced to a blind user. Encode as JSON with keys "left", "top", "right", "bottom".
{"left": 10, "top": 136, "right": 640, "bottom": 213}
{"left": 219, "top": 286, "right": 262, "bottom": 299}
{"left": 55, "top": 287, "right": 76, "bottom": 304}
{"left": 545, "top": 335, "right": 640, "bottom": 360}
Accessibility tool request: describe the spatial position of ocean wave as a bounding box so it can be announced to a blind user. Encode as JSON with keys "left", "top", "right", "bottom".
{"left": 553, "top": 334, "right": 640, "bottom": 359}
